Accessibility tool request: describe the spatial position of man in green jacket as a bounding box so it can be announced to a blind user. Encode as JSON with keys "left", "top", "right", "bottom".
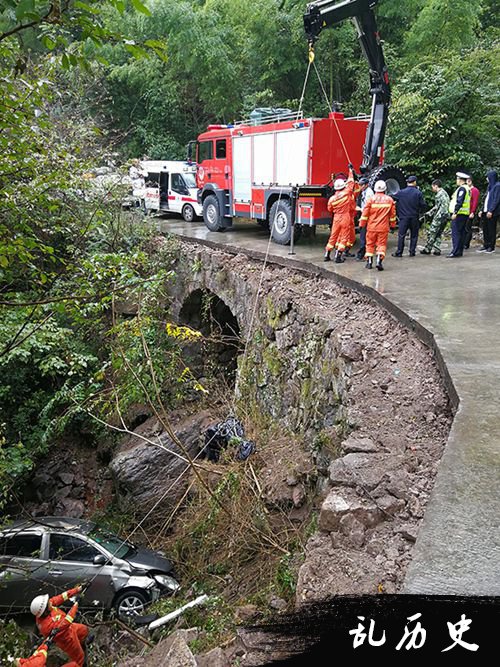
{"left": 420, "top": 179, "right": 450, "bottom": 256}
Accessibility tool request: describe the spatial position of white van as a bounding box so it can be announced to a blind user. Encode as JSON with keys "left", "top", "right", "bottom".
{"left": 140, "top": 160, "right": 202, "bottom": 221}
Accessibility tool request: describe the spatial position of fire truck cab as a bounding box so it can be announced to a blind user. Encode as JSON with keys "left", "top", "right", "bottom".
{"left": 196, "top": 111, "right": 373, "bottom": 244}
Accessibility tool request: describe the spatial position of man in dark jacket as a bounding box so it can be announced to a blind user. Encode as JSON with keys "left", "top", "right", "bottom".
{"left": 478, "top": 170, "right": 500, "bottom": 253}
{"left": 392, "top": 175, "right": 427, "bottom": 257}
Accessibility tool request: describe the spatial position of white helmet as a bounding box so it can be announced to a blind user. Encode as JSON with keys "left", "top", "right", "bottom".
{"left": 374, "top": 180, "right": 387, "bottom": 192}
{"left": 334, "top": 178, "right": 346, "bottom": 190}
{"left": 30, "top": 594, "right": 49, "bottom": 617}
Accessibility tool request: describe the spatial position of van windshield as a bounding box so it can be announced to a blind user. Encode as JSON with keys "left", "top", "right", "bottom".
{"left": 89, "top": 528, "right": 136, "bottom": 560}
{"left": 184, "top": 173, "right": 196, "bottom": 188}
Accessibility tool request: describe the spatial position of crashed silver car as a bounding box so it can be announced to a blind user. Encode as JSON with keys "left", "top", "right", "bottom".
{"left": 0, "top": 517, "right": 179, "bottom": 618}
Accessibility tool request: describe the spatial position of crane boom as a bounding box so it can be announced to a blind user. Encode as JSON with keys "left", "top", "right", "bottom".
{"left": 303, "top": 0, "right": 390, "bottom": 173}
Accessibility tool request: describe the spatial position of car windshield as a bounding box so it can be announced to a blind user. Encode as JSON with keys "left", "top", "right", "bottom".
{"left": 88, "top": 528, "right": 136, "bottom": 560}
{"left": 183, "top": 172, "right": 196, "bottom": 188}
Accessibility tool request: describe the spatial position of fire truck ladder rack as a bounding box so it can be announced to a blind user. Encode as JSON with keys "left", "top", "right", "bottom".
{"left": 345, "top": 113, "right": 371, "bottom": 121}
{"left": 234, "top": 110, "right": 304, "bottom": 127}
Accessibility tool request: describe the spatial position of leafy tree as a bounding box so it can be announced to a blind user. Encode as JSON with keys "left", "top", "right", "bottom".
{"left": 375, "top": 0, "right": 426, "bottom": 46}
{"left": 0, "top": 0, "right": 155, "bottom": 54}
{"left": 386, "top": 41, "right": 500, "bottom": 182}
{"left": 405, "top": 0, "right": 484, "bottom": 56}
{"left": 0, "top": 2, "right": 179, "bottom": 509}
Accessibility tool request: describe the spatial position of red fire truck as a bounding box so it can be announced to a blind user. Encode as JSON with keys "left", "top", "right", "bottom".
{"left": 195, "top": 0, "right": 405, "bottom": 244}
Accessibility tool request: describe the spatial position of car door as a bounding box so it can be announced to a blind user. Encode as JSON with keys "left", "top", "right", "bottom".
{"left": 0, "top": 532, "right": 46, "bottom": 610}
{"left": 169, "top": 173, "right": 188, "bottom": 214}
{"left": 159, "top": 171, "right": 169, "bottom": 211}
{"left": 144, "top": 172, "right": 160, "bottom": 212}
{"left": 46, "top": 533, "right": 117, "bottom": 608}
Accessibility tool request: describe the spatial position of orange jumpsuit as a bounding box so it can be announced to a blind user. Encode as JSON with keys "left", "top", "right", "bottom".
{"left": 326, "top": 169, "right": 355, "bottom": 252}
{"left": 18, "top": 644, "right": 48, "bottom": 667}
{"left": 359, "top": 193, "right": 397, "bottom": 259}
{"left": 36, "top": 587, "right": 88, "bottom": 667}
{"left": 18, "top": 643, "right": 79, "bottom": 667}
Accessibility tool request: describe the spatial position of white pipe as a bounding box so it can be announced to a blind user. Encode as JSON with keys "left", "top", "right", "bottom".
{"left": 148, "top": 594, "right": 209, "bottom": 631}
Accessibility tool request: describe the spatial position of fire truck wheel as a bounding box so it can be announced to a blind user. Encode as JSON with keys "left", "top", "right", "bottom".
{"left": 182, "top": 204, "right": 196, "bottom": 222}
{"left": 368, "top": 165, "right": 407, "bottom": 197}
{"left": 269, "top": 199, "right": 302, "bottom": 245}
{"left": 203, "top": 195, "right": 223, "bottom": 231}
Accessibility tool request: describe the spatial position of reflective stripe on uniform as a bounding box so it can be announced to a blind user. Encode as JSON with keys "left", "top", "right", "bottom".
{"left": 330, "top": 196, "right": 348, "bottom": 206}
{"left": 65, "top": 614, "right": 74, "bottom": 623}
{"left": 449, "top": 186, "right": 471, "bottom": 215}
{"left": 62, "top": 592, "right": 69, "bottom": 601}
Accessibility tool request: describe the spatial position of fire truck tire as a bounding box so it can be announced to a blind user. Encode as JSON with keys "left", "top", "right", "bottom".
{"left": 368, "top": 165, "right": 406, "bottom": 197}
{"left": 182, "top": 204, "right": 196, "bottom": 222}
{"left": 269, "top": 199, "right": 302, "bottom": 245}
{"left": 203, "top": 195, "right": 224, "bottom": 231}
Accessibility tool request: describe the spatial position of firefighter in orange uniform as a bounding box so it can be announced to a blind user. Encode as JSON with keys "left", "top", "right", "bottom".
{"left": 14, "top": 643, "right": 50, "bottom": 667}
{"left": 359, "top": 179, "right": 396, "bottom": 271}
{"left": 30, "top": 586, "right": 89, "bottom": 667}
{"left": 15, "top": 645, "right": 78, "bottom": 667}
{"left": 324, "top": 165, "right": 356, "bottom": 263}
{"left": 15, "top": 631, "right": 79, "bottom": 667}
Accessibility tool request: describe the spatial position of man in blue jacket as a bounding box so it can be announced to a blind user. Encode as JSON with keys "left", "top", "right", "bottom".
{"left": 392, "top": 175, "right": 427, "bottom": 257}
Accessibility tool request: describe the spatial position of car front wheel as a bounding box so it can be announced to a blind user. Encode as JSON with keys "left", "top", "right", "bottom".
{"left": 114, "top": 589, "right": 149, "bottom": 620}
{"left": 182, "top": 204, "right": 195, "bottom": 222}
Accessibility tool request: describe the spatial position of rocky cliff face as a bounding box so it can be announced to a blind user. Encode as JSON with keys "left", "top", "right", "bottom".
{"left": 109, "top": 410, "right": 214, "bottom": 511}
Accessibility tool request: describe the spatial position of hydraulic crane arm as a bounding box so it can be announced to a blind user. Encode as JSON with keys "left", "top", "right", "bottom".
{"left": 304, "top": 0, "right": 390, "bottom": 172}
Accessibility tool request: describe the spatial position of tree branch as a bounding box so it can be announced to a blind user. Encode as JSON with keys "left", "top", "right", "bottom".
{"left": 0, "top": 4, "right": 54, "bottom": 44}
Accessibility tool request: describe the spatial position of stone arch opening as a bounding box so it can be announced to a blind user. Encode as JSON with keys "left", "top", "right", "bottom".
{"left": 179, "top": 289, "right": 242, "bottom": 388}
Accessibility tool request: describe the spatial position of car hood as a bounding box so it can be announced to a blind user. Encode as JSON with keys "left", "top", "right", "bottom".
{"left": 126, "top": 547, "right": 174, "bottom": 574}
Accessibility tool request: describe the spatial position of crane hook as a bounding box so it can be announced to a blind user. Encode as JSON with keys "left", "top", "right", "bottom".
{"left": 308, "top": 42, "right": 315, "bottom": 64}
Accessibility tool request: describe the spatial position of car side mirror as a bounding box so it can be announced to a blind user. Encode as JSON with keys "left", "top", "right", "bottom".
{"left": 93, "top": 555, "right": 107, "bottom": 566}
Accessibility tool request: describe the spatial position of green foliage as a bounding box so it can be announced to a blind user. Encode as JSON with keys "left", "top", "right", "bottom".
{"left": 0, "top": 619, "right": 30, "bottom": 663}
{"left": 405, "top": 0, "right": 483, "bottom": 56}
{"left": 0, "top": 305, "right": 99, "bottom": 458}
{"left": 0, "top": 0, "right": 166, "bottom": 62}
{"left": 0, "top": 28, "right": 190, "bottom": 510}
{"left": 275, "top": 552, "right": 296, "bottom": 598}
{"left": 387, "top": 42, "right": 500, "bottom": 181}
